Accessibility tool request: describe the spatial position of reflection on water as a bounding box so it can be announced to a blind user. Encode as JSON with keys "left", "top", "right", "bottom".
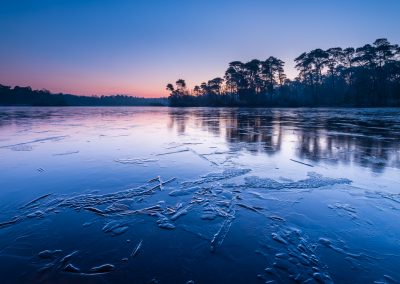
{"left": 1, "top": 107, "right": 399, "bottom": 174}
{"left": 0, "top": 107, "right": 400, "bottom": 284}
{"left": 168, "top": 108, "right": 400, "bottom": 173}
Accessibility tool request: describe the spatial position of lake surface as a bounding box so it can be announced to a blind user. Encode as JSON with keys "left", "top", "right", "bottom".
{"left": 0, "top": 107, "right": 400, "bottom": 284}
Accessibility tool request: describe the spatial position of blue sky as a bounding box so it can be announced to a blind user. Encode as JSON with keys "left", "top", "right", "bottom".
{"left": 1, "top": 0, "right": 399, "bottom": 97}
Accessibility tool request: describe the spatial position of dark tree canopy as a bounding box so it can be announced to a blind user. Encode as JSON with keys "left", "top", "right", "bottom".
{"left": 167, "top": 38, "right": 400, "bottom": 107}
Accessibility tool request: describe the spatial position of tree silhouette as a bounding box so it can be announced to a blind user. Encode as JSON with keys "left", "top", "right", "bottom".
{"left": 166, "top": 38, "right": 400, "bottom": 107}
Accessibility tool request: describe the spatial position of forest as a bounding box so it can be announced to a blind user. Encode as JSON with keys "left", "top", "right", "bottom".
{"left": 0, "top": 85, "right": 167, "bottom": 106}
{"left": 167, "top": 39, "right": 400, "bottom": 107}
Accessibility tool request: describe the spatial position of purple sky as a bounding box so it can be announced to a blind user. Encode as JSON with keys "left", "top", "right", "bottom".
{"left": 1, "top": 0, "right": 399, "bottom": 97}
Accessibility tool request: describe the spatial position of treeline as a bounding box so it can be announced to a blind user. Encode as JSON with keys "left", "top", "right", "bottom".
{"left": 167, "top": 38, "right": 400, "bottom": 107}
{"left": 0, "top": 85, "right": 167, "bottom": 106}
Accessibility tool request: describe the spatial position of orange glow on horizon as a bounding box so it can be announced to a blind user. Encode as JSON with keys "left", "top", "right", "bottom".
{"left": 1, "top": 79, "right": 169, "bottom": 98}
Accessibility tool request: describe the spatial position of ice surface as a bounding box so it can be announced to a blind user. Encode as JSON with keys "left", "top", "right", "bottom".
{"left": 242, "top": 172, "right": 351, "bottom": 191}
{"left": 53, "top": 150, "right": 79, "bottom": 156}
{"left": 90, "top": 263, "right": 115, "bottom": 273}
{"left": 63, "top": 263, "right": 80, "bottom": 273}
{"left": 0, "top": 135, "right": 68, "bottom": 149}
{"left": 1, "top": 107, "right": 400, "bottom": 283}
{"left": 181, "top": 168, "right": 251, "bottom": 187}
{"left": 102, "top": 221, "right": 129, "bottom": 236}
{"left": 130, "top": 239, "right": 142, "bottom": 257}
{"left": 114, "top": 157, "right": 158, "bottom": 165}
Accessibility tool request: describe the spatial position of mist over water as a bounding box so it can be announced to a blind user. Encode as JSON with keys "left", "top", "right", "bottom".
{"left": 0, "top": 107, "right": 400, "bottom": 283}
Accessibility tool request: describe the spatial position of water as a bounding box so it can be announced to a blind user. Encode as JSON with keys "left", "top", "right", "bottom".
{"left": 0, "top": 107, "right": 399, "bottom": 284}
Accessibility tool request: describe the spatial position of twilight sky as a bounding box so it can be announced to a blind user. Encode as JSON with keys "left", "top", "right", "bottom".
{"left": 1, "top": 0, "right": 399, "bottom": 97}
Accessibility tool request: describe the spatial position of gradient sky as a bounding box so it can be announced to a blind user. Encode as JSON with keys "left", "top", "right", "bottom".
{"left": 1, "top": 0, "right": 399, "bottom": 97}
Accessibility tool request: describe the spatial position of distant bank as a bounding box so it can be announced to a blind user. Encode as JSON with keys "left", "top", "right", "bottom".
{"left": 0, "top": 85, "right": 167, "bottom": 107}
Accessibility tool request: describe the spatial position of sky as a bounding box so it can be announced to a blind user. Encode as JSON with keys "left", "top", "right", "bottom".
{"left": 1, "top": 0, "right": 399, "bottom": 98}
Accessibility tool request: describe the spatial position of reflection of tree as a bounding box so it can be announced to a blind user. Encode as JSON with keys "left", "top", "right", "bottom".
{"left": 167, "top": 108, "right": 190, "bottom": 135}
{"left": 295, "top": 127, "right": 395, "bottom": 173}
{"left": 2, "top": 107, "right": 398, "bottom": 173}
{"left": 0, "top": 108, "right": 56, "bottom": 129}
{"left": 168, "top": 108, "right": 283, "bottom": 155}
{"left": 168, "top": 108, "right": 400, "bottom": 173}
{"left": 224, "top": 111, "right": 282, "bottom": 155}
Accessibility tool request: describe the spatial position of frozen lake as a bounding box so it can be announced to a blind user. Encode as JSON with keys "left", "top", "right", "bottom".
{"left": 0, "top": 107, "right": 400, "bottom": 283}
